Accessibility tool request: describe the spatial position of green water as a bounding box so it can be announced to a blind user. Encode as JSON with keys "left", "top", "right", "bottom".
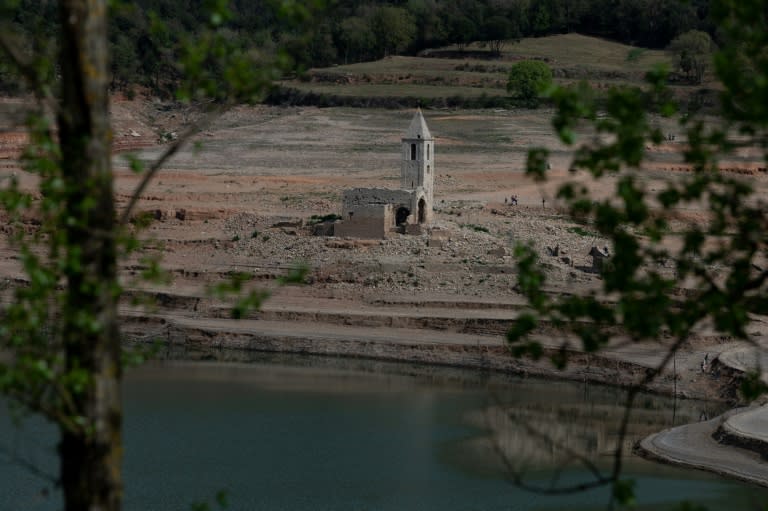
{"left": 2, "top": 354, "right": 766, "bottom": 511}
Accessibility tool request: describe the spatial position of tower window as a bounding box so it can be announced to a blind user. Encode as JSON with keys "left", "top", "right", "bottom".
{"left": 427, "top": 165, "right": 430, "bottom": 174}
{"left": 427, "top": 144, "right": 430, "bottom": 159}
{"left": 410, "top": 143, "right": 416, "bottom": 160}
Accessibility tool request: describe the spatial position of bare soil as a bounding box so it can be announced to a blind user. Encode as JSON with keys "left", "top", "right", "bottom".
{"left": 1, "top": 97, "right": 766, "bottom": 402}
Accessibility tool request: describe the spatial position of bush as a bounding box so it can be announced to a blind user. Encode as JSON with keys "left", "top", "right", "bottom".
{"left": 626, "top": 48, "right": 645, "bottom": 62}
{"left": 667, "top": 30, "right": 715, "bottom": 85}
{"left": 461, "top": 223, "right": 490, "bottom": 233}
{"left": 308, "top": 213, "right": 342, "bottom": 225}
{"left": 507, "top": 60, "right": 553, "bottom": 108}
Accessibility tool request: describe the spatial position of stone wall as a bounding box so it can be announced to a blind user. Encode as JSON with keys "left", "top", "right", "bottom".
{"left": 338, "top": 187, "right": 433, "bottom": 238}
{"left": 334, "top": 203, "right": 393, "bottom": 239}
{"left": 341, "top": 188, "right": 413, "bottom": 209}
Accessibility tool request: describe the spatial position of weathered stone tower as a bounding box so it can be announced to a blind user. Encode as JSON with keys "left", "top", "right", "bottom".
{"left": 335, "top": 110, "right": 436, "bottom": 238}
{"left": 400, "top": 108, "right": 434, "bottom": 224}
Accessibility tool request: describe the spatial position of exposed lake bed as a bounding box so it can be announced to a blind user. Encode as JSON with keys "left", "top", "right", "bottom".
{"left": 2, "top": 102, "right": 768, "bottom": 507}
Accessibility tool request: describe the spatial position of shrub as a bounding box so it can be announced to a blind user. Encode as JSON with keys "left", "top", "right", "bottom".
{"left": 626, "top": 48, "right": 645, "bottom": 62}
{"left": 308, "top": 213, "right": 342, "bottom": 224}
{"left": 667, "top": 30, "right": 716, "bottom": 84}
{"left": 507, "top": 60, "right": 553, "bottom": 108}
{"left": 461, "top": 223, "right": 490, "bottom": 233}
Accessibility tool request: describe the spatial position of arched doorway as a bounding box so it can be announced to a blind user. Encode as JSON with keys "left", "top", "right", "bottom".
{"left": 418, "top": 198, "right": 426, "bottom": 224}
{"left": 395, "top": 207, "right": 410, "bottom": 226}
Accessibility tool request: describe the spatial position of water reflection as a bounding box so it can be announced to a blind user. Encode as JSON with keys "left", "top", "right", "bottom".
{"left": 452, "top": 378, "right": 716, "bottom": 480}
{"left": 0, "top": 351, "right": 761, "bottom": 511}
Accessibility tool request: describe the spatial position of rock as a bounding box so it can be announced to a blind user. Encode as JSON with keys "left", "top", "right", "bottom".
{"left": 428, "top": 238, "right": 445, "bottom": 249}
{"left": 271, "top": 219, "right": 303, "bottom": 228}
{"left": 175, "top": 209, "right": 186, "bottom": 221}
{"left": 405, "top": 224, "right": 423, "bottom": 235}
{"left": 311, "top": 222, "right": 335, "bottom": 236}
{"left": 488, "top": 246, "right": 507, "bottom": 257}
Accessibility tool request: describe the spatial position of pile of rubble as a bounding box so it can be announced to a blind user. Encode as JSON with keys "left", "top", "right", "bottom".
{"left": 201, "top": 204, "right": 618, "bottom": 298}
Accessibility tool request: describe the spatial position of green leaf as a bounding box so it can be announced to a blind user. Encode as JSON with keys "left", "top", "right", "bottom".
{"left": 526, "top": 148, "right": 550, "bottom": 182}
{"left": 613, "top": 478, "right": 636, "bottom": 507}
{"left": 506, "top": 314, "right": 537, "bottom": 343}
{"left": 675, "top": 502, "right": 708, "bottom": 511}
{"left": 550, "top": 344, "right": 570, "bottom": 370}
{"left": 215, "top": 490, "right": 229, "bottom": 509}
{"left": 277, "top": 263, "right": 309, "bottom": 285}
{"left": 740, "top": 371, "right": 768, "bottom": 401}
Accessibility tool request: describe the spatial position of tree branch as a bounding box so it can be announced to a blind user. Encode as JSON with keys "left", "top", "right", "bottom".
{"left": 3, "top": 386, "right": 83, "bottom": 434}
{"left": 487, "top": 392, "right": 614, "bottom": 495}
{"left": 118, "top": 103, "right": 226, "bottom": 226}
{"left": 608, "top": 333, "right": 691, "bottom": 507}
{"left": 0, "top": 441, "right": 58, "bottom": 486}
{"left": 491, "top": 332, "right": 693, "bottom": 507}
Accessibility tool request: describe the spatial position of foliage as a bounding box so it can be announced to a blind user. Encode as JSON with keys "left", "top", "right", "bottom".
{"left": 0, "top": 0, "right": 716, "bottom": 91}
{"left": 308, "top": 213, "right": 342, "bottom": 224}
{"left": 0, "top": 1, "right": 321, "bottom": 510}
{"left": 667, "top": 29, "right": 715, "bottom": 84}
{"left": 508, "top": 0, "right": 768, "bottom": 505}
{"left": 337, "top": 16, "right": 375, "bottom": 64}
{"left": 626, "top": 48, "right": 646, "bottom": 62}
{"left": 369, "top": 6, "right": 417, "bottom": 58}
{"left": 482, "top": 15, "right": 515, "bottom": 56}
{"left": 507, "top": 60, "right": 553, "bottom": 107}
{"left": 461, "top": 223, "right": 490, "bottom": 233}
{"left": 448, "top": 15, "right": 476, "bottom": 52}
{"left": 264, "top": 85, "right": 512, "bottom": 109}
{"left": 408, "top": 0, "right": 448, "bottom": 52}
{"left": 190, "top": 490, "right": 229, "bottom": 511}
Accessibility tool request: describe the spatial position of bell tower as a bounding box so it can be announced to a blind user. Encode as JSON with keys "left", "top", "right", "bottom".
{"left": 401, "top": 108, "right": 434, "bottom": 207}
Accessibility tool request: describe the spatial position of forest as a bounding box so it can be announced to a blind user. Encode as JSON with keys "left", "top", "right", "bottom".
{"left": 3, "top": 0, "right": 713, "bottom": 95}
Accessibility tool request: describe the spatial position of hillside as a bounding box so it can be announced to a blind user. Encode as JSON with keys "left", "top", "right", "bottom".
{"left": 276, "top": 34, "right": 683, "bottom": 107}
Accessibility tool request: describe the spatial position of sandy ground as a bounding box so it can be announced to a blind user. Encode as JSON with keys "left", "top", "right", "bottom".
{"left": 2, "top": 98, "right": 768, "bottom": 483}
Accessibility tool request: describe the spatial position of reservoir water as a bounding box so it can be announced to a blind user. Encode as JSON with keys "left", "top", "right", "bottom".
{"left": 2, "top": 353, "right": 766, "bottom": 510}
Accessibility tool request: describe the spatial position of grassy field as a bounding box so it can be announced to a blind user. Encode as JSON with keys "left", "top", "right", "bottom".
{"left": 280, "top": 82, "right": 507, "bottom": 98}
{"left": 279, "top": 34, "right": 674, "bottom": 102}
{"left": 494, "top": 33, "right": 669, "bottom": 72}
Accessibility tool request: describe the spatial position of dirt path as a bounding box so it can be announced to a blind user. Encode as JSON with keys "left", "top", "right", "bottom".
{"left": 640, "top": 408, "right": 768, "bottom": 487}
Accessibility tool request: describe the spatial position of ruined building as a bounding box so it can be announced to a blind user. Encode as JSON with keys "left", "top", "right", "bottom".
{"left": 335, "top": 109, "right": 435, "bottom": 239}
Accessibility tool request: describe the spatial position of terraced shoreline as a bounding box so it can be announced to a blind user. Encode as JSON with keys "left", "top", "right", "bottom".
{"left": 638, "top": 346, "right": 768, "bottom": 486}
{"left": 2, "top": 102, "right": 767, "bottom": 488}
{"left": 118, "top": 284, "right": 768, "bottom": 486}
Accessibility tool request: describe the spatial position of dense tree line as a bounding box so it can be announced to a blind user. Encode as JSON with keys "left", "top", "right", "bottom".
{"left": 2, "top": 0, "right": 713, "bottom": 95}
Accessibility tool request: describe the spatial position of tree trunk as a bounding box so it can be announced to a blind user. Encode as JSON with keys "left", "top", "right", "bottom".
{"left": 57, "top": 1, "right": 123, "bottom": 510}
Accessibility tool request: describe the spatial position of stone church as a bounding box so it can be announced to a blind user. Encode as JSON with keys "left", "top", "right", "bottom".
{"left": 335, "top": 109, "right": 435, "bottom": 239}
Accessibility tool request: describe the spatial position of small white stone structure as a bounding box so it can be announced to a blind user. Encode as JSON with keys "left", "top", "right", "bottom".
{"left": 335, "top": 109, "right": 435, "bottom": 239}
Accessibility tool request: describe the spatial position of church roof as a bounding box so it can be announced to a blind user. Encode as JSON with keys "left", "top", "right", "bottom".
{"left": 404, "top": 108, "right": 433, "bottom": 140}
